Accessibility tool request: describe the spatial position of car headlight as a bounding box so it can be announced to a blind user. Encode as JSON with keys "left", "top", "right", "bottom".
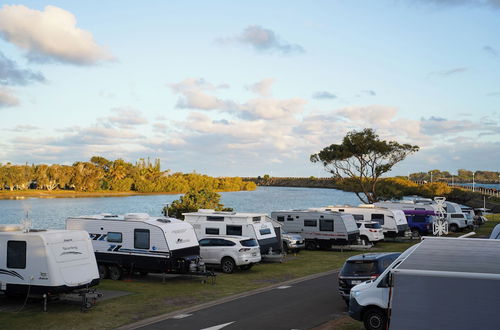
{"left": 351, "top": 290, "right": 361, "bottom": 297}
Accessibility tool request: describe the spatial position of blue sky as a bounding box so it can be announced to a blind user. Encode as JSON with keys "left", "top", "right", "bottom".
{"left": 0, "top": 0, "right": 499, "bottom": 177}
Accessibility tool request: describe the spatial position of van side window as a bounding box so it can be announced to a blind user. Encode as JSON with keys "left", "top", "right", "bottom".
{"left": 134, "top": 229, "right": 150, "bottom": 249}
{"left": 371, "top": 214, "right": 385, "bottom": 225}
{"left": 7, "top": 240, "right": 26, "bottom": 269}
{"left": 206, "top": 228, "right": 219, "bottom": 235}
{"left": 207, "top": 216, "right": 224, "bottom": 221}
{"left": 319, "top": 219, "right": 334, "bottom": 231}
{"left": 226, "top": 225, "right": 242, "bottom": 236}
{"left": 304, "top": 219, "right": 317, "bottom": 227}
{"left": 353, "top": 214, "right": 364, "bottom": 221}
{"left": 107, "top": 232, "right": 122, "bottom": 243}
{"left": 277, "top": 216, "right": 284, "bottom": 222}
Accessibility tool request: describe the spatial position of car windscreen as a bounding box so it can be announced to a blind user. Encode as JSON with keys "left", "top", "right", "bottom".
{"left": 341, "top": 260, "right": 377, "bottom": 276}
{"left": 240, "top": 239, "right": 258, "bottom": 247}
{"left": 364, "top": 223, "right": 382, "bottom": 229}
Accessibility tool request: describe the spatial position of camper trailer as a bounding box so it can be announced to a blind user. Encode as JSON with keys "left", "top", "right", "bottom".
{"left": 312, "top": 205, "right": 409, "bottom": 238}
{"left": 66, "top": 213, "right": 204, "bottom": 280}
{"left": 183, "top": 210, "right": 281, "bottom": 254}
{"left": 0, "top": 225, "right": 100, "bottom": 296}
{"left": 270, "top": 210, "right": 359, "bottom": 249}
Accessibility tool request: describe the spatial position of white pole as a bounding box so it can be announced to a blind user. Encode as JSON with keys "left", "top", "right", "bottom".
{"left": 472, "top": 172, "right": 475, "bottom": 192}
{"left": 431, "top": 171, "right": 433, "bottom": 183}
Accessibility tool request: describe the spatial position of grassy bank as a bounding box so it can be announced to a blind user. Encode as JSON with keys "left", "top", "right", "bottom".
{"left": 1, "top": 241, "right": 414, "bottom": 330}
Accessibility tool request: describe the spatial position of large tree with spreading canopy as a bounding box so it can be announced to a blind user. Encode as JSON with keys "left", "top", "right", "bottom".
{"left": 310, "top": 128, "right": 419, "bottom": 203}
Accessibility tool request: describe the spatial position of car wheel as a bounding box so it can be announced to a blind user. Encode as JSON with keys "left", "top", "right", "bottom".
{"left": 282, "top": 242, "right": 289, "bottom": 253}
{"left": 108, "top": 265, "right": 123, "bottom": 280}
{"left": 306, "top": 241, "right": 316, "bottom": 250}
{"left": 363, "top": 307, "right": 387, "bottom": 330}
{"left": 449, "top": 224, "right": 458, "bottom": 232}
{"left": 221, "top": 257, "right": 236, "bottom": 274}
{"left": 98, "top": 264, "right": 108, "bottom": 280}
{"left": 360, "top": 236, "right": 370, "bottom": 245}
{"left": 239, "top": 264, "right": 253, "bottom": 271}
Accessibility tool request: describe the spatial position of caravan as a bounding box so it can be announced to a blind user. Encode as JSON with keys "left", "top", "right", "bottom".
{"left": 66, "top": 213, "right": 204, "bottom": 280}
{"left": 313, "top": 205, "right": 409, "bottom": 238}
{"left": 0, "top": 225, "right": 99, "bottom": 296}
{"left": 183, "top": 210, "right": 281, "bottom": 255}
{"left": 270, "top": 210, "right": 359, "bottom": 249}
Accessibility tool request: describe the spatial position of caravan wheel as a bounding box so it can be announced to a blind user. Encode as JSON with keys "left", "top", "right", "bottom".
{"left": 98, "top": 264, "right": 109, "bottom": 279}
{"left": 306, "top": 241, "right": 316, "bottom": 250}
{"left": 108, "top": 265, "right": 123, "bottom": 280}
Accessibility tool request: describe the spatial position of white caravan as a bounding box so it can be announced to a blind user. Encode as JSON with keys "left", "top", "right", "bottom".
{"left": 375, "top": 199, "right": 470, "bottom": 232}
{"left": 183, "top": 210, "right": 281, "bottom": 254}
{"left": 66, "top": 213, "right": 203, "bottom": 280}
{"left": 312, "top": 205, "right": 409, "bottom": 238}
{"left": 270, "top": 210, "right": 359, "bottom": 250}
{"left": 0, "top": 225, "right": 99, "bottom": 296}
{"left": 348, "top": 237, "right": 500, "bottom": 330}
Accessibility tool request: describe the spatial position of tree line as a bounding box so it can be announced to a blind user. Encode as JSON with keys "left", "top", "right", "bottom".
{"left": 409, "top": 170, "right": 500, "bottom": 183}
{"left": 0, "top": 157, "right": 256, "bottom": 193}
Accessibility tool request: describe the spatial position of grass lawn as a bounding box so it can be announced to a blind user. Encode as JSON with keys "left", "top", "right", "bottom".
{"left": 1, "top": 216, "right": 496, "bottom": 330}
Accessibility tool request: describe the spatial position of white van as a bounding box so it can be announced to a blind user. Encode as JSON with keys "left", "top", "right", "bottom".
{"left": 313, "top": 205, "right": 409, "bottom": 238}
{"left": 270, "top": 210, "right": 359, "bottom": 250}
{"left": 66, "top": 213, "right": 204, "bottom": 280}
{"left": 0, "top": 225, "right": 99, "bottom": 296}
{"left": 183, "top": 210, "right": 281, "bottom": 255}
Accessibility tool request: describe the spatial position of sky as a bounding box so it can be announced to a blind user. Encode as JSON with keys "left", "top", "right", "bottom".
{"left": 0, "top": 0, "right": 499, "bottom": 177}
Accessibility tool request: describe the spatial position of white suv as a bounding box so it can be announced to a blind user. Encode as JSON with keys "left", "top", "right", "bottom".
{"left": 356, "top": 221, "right": 384, "bottom": 245}
{"left": 198, "top": 236, "right": 261, "bottom": 273}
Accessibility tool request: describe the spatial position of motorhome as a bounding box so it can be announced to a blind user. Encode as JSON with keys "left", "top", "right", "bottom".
{"left": 312, "top": 205, "right": 409, "bottom": 238}
{"left": 270, "top": 210, "right": 359, "bottom": 249}
{"left": 183, "top": 210, "right": 281, "bottom": 254}
{"left": 348, "top": 237, "right": 500, "bottom": 330}
{"left": 66, "top": 213, "right": 204, "bottom": 280}
{"left": 0, "top": 225, "right": 99, "bottom": 296}
{"left": 375, "top": 199, "right": 470, "bottom": 232}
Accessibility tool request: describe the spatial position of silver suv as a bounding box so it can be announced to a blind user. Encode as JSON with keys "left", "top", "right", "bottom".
{"left": 282, "top": 230, "right": 305, "bottom": 253}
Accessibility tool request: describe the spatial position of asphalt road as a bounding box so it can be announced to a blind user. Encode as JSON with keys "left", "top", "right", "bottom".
{"left": 137, "top": 272, "right": 346, "bottom": 330}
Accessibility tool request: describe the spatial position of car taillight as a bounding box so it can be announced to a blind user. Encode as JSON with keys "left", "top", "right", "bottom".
{"left": 239, "top": 248, "right": 251, "bottom": 252}
{"left": 370, "top": 274, "right": 380, "bottom": 280}
{"left": 369, "top": 229, "right": 377, "bottom": 232}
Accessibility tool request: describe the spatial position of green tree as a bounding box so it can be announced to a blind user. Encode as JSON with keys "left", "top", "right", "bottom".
{"left": 164, "top": 188, "right": 233, "bottom": 220}
{"left": 310, "top": 128, "right": 419, "bottom": 203}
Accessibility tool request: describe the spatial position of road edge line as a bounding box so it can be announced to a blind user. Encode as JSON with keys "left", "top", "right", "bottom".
{"left": 116, "top": 268, "right": 339, "bottom": 330}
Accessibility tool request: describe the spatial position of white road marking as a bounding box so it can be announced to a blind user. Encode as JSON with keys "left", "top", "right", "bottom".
{"left": 200, "top": 321, "right": 235, "bottom": 330}
{"left": 277, "top": 285, "right": 292, "bottom": 289}
{"left": 171, "top": 313, "right": 192, "bottom": 319}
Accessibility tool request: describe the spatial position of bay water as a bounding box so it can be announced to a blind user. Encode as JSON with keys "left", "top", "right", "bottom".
{"left": 0, "top": 186, "right": 360, "bottom": 229}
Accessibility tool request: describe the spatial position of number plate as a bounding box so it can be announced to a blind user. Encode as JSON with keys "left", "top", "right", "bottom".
{"left": 351, "top": 280, "right": 362, "bottom": 285}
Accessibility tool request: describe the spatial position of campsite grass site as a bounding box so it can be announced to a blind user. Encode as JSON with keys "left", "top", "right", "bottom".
{"left": 1, "top": 215, "right": 497, "bottom": 330}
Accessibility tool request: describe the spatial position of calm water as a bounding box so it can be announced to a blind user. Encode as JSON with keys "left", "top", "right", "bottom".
{"left": 0, "top": 186, "right": 360, "bottom": 229}
{"left": 454, "top": 183, "right": 500, "bottom": 189}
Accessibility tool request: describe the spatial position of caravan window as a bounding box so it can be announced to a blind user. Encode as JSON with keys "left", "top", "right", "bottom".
{"left": 276, "top": 216, "right": 285, "bottom": 222}
{"left": 7, "top": 241, "right": 26, "bottom": 269}
{"left": 319, "top": 219, "right": 334, "bottom": 231}
{"left": 252, "top": 216, "right": 261, "bottom": 222}
{"left": 259, "top": 228, "right": 272, "bottom": 235}
{"left": 206, "top": 228, "right": 220, "bottom": 235}
{"left": 134, "top": 229, "right": 150, "bottom": 249}
{"left": 353, "top": 214, "right": 364, "bottom": 221}
{"left": 207, "top": 216, "right": 224, "bottom": 221}
{"left": 304, "top": 219, "right": 317, "bottom": 227}
{"left": 226, "top": 225, "right": 242, "bottom": 236}
{"left": 107, "top": 232, "right": 122, "bottom": 243}
{"left": 286, "top": 215, "right": 293, "bottom": 221}
{"left": 371, "top": 214, "right": 385, "bottom": 225}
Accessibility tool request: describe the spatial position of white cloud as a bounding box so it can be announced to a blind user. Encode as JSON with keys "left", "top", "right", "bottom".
{"left": 0, "top": 5, "right": 114, "bottom": 65}
{"left": 216, "top": 25, "right": 305, "bottom": 54}
{"left": 247, "top": 78, "right": 275, "bottom": 97}
{"left": 104, "top": 107, "right": 148, "bottom": 128}
{"left": 0, "top": 87, "right": 20, "bottom": 108}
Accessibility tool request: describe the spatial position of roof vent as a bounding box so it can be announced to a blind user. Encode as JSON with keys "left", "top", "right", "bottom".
{"left": 124, "top": 213, "right": 150, "bottom": 220}
{"left": 156, "top": 218, "right": 171, "bottom": 223}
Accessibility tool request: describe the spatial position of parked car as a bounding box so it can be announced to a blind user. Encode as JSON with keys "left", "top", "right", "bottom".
{"left": 402, "top": 209, "right": 435, "bottom": 237}
{"left": 356, "top": 221, "right": 384, "bottom": 245}
{"left": 198, "top": 236, "right": 261, "bottom": 273}
{"left": 338, "top": 252, "right": 400, "bottom": 305}
{"left": 281, "top": 230, "right": 305, "bottom": 253}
